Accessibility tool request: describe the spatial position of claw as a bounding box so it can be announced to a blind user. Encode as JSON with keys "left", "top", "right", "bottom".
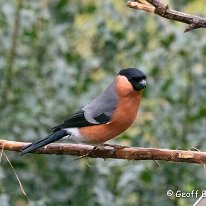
{"left": 74, "top": 146, "right": 98, "bottom": 160}
{"left": 74, "top": 144, "right": 128, "bottom": 160}
{"left": 102, "top": 144, "right": 128, "bottom": 155}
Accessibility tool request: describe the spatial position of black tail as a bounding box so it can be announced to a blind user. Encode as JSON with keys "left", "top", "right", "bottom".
{"left": 20, "top": 130, "right": 68, "bottom": 156}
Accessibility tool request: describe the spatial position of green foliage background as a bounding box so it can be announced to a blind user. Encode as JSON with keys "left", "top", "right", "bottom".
{"left": 0, "top": 0, "right": 206, "bottom": 205}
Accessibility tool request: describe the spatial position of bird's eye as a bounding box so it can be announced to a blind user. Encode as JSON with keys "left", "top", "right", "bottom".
{"left": 142, "top": 75, "right": 147, "bottom": 80}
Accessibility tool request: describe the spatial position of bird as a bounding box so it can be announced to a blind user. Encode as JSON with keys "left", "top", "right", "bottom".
{"left": 20, "top": 68, "right": 147, "bottom": 155}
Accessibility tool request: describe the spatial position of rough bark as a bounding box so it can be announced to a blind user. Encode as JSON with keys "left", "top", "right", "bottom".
{"left": 1, "top": 139, "right": 206, "bottom": 165}
{"left": 126, "top": 0, "right": 206, "bottom": 32}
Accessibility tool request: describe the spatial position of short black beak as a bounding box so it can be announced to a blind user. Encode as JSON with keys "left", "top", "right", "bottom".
{"left": 132, "top": 79, "right": 147, "bottom": 91}
{"left": 139, "top": 79, "right": 147, "bottom": 88}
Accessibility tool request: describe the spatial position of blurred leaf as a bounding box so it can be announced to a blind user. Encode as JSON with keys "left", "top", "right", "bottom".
{"left": 0, "top": 0, "right": 206, "bottom": 205}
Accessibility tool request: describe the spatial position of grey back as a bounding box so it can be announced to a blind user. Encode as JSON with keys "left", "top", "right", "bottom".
{"left": 83, "top": 80, "right": 119, "bottom": 124}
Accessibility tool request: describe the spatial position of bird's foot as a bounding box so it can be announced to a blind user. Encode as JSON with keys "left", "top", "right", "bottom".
{"left": 102, "top": 144, "right": 128, "bottom": 150}
{"left": 74, "top": 144, "right": 128, "bottom": 160}
{"left": 102, "top": 144, "right": 128, "bottom": 155}
{"left": 102, "top": 144, "right": 128, "bottom": 152}
{"left": 74, "top": 145, "right": 99, "bottom": 160}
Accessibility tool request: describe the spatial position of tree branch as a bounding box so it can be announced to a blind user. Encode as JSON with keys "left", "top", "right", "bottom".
{"left": 0, "top": 139, "right": 206, "bottom": 165}
{"left": 126, "top": 0, "right": 206, "bottom": 32}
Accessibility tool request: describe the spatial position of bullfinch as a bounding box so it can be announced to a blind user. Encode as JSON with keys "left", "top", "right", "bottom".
{"left": 20, "top": 68, "right": 147, "bottom": 155}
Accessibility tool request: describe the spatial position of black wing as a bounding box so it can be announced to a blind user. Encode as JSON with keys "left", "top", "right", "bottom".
{"left": 52, "top": 110, "right": 110, "bottom": 132}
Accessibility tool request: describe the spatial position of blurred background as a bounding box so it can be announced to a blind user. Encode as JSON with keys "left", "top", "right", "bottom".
{"left": 0, "top": 0, "right": 206, "bottom": 205}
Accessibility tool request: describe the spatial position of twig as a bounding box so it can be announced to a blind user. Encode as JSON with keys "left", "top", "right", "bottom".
{"left": 126, "top": 1, "right": 155, "bottom": 13}
{"left": 4, "top": 153, "right": 29, "bottom": 201}
{"left": 0, "top": 143, "right": 29, "bottom": 200}
{"left": 0, "top": 139, "right": 206, "bottom": 165}
{"left": 126, "top": 0, "right": 206, "bottom": 32}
